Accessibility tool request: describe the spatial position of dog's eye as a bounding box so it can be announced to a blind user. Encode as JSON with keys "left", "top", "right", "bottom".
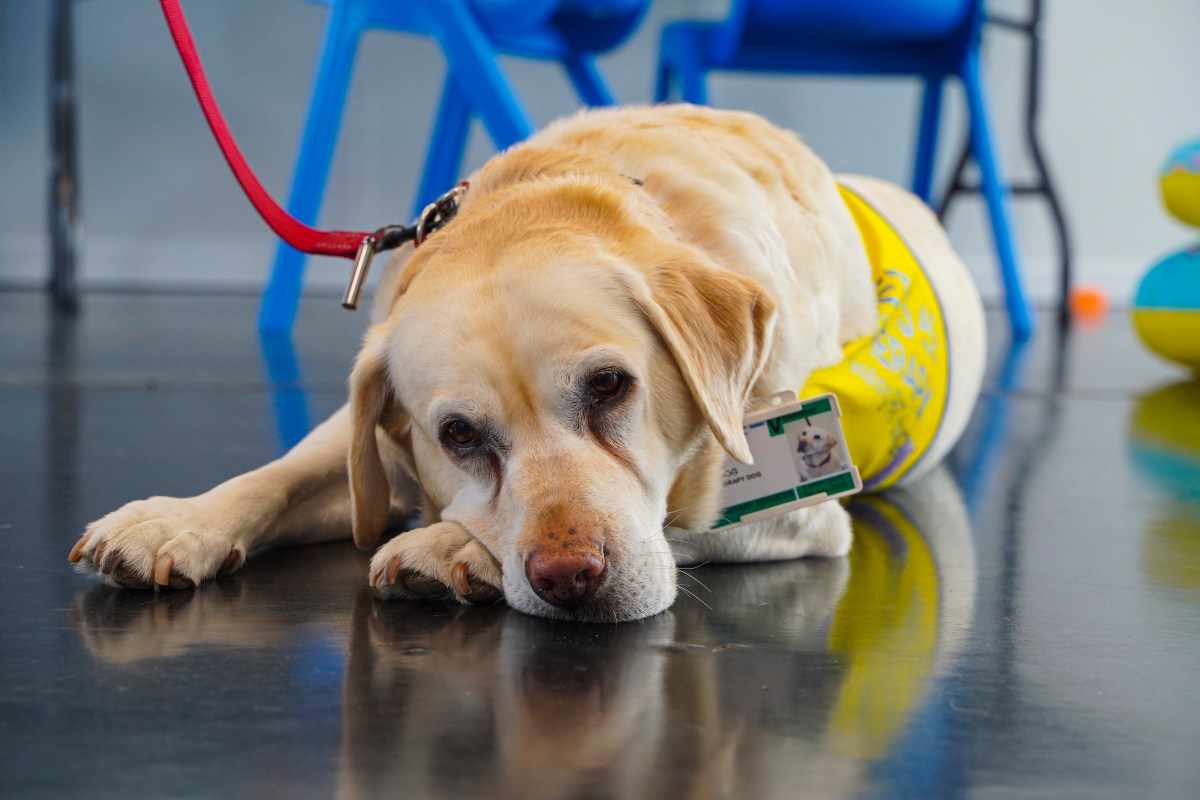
{"left": 443, "top": 419, "right": 478, "bottom": 447}
{"left": 588, "top": 369, "right": 629, "bottom": 403}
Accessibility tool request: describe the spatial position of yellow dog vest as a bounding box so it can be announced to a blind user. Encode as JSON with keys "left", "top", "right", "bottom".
{"left": 800, "top": 185, "right": 950, "bottom": 491}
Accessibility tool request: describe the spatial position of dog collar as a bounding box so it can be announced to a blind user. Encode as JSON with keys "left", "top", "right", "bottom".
{"left": 342, "top": 182, "right": 468, "bottom": 310}
{"left": 802, "top": 448, "right": 836, "bottom": 469}
{"left": 344, "top": 174, "right": 649, "bottom": 310}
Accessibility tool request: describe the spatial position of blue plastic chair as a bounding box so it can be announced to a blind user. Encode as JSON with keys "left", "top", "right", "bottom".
{"left": 655, "top": 0, "right": 1035, "bottom": 338}
{"left": 259, "top": 0, "right": 649, "bottom": 334}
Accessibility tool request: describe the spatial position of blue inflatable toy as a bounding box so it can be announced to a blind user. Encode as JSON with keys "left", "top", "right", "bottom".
{"left": 1133, "top": 140, "right": 1200, "bottom": 373}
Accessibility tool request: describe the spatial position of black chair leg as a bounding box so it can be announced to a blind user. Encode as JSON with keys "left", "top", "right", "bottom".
{"left": 1017, "top": 0, "right": 1072, "bottom": 327}
{"left": 938, "top": 0, "right": 1072, "bottom": 324}
{"left": 49, "top": 0, "right": 80, "bottom": 315}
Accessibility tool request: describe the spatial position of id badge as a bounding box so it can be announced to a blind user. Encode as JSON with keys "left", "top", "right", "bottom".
{"left": 712, "top": 392, "right": 862, "bottom": 530}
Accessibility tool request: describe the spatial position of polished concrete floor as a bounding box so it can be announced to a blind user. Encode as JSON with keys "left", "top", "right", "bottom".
{"left": 2, "top": 291, "right": 1199, "bottom": 799}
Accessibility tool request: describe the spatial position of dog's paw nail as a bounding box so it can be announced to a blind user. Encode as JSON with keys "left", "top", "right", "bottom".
{"left": 217, "top": 548, "right": 242, "bottom": 577}
{"left": 68, "top": 536, "right": 89, "bottom": 564}
{"left": 371, "top": 557, "right": 403, "bottom": 590}
{"left": 385, "top": 557, "right": 404, "bottom": 587}
{"left": 93, "top": 541, "right": 108, "bottom": 566}
{"left": 450, "top": 565, "right": 498, "bottom": 603}
{"left": 451, "top": 562, "right": 472, "bottom": 597}
{"left": 153, "top": 556, "right": 174, "bottom": 587}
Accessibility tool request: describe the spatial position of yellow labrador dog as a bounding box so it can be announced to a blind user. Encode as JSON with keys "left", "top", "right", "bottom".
{"left": 70, "top": 105, "right": 983, "bottom": 622}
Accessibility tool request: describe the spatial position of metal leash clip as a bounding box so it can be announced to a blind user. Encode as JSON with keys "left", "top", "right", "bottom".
{"left": 341, "top": 182, "right": 469, "bottom": 310}
{"left": 415, "top": 182, "right": 468, "bottom": 246}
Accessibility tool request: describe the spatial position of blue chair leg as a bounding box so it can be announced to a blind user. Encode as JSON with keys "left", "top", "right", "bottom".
{"left": 656, "top": 27, "right": 708, "bottom": 104}
{"left": 680, "top": 67, "right": 707, "bottom": 105}
{"left": 912, "top": 78, "right": 943, "bottom": 205}
{"left": 421, "top": 0, "right": 533, "bottom": 150}
{"left": 653, "top": 58, "right": 673, "bottom": 103}
{"left": 961, "top": 50, "right": 1035, "bottom": 339}
{"left": 673, "top": 34, "right": 708, "bottom": 105}
{"left": 414, "top": 75, "right": 474, "bottom": 214}
{"left": 258, "top": 1, "right": 363, "bottom": 335}
{"left": 563, "top": 53, "right": 615, "bottom": 107}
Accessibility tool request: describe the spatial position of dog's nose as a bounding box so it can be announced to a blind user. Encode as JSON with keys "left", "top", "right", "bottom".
{"left": 525, "top": 548, "right": 606, "bottom": 606}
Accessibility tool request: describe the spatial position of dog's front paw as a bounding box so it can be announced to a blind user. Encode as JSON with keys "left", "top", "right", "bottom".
{"left": 370, "top": 521, "right": 502, "bottom": 605}
{"left": 68, "top": 496, "right": 246, "bottom": 590}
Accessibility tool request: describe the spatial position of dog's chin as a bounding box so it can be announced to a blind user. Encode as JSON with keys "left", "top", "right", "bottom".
{"left": 501, "top": 563, "right": 678, "bottom": 623}
{"left": 504, "top": 582, "right": 678, "bottom": 623}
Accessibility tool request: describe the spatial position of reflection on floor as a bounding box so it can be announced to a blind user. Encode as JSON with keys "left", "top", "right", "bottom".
{"left": 2, "top": 292, "right": 1199, "bottom": 799}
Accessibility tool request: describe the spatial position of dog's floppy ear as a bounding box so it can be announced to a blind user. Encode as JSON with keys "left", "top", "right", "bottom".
{"left": 348, "top": 326, "right": 398, "bottom": 549}
{"left": 626, "top": 258, "right": 777, "bottom": 464}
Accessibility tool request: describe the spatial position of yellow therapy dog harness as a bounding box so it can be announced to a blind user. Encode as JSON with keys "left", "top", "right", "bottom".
{"left": 801, "top": 185, "right": 951, "bottom": 492}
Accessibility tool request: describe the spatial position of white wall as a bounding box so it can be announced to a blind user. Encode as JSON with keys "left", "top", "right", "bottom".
{"left": 3, "top": 0, "right": 1199, "bottom": 309}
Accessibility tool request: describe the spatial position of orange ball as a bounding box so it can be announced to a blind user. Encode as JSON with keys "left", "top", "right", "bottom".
{"left": 1069, "top": 285, "right": 1109, "bottom": 320}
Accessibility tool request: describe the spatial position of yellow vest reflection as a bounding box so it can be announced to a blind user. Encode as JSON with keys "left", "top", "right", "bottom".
{"left": 828, "top": 493, "right": 941, "bottom": 760}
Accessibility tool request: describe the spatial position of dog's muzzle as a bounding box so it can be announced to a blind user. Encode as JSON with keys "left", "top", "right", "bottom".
{"left": 524, "top": 546, "right": 607, "bottom": 607}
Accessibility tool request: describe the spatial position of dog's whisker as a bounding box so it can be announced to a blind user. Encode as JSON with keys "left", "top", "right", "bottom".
{"left": 677, "top": 570, "right": 712, "bottom": 593}
{"left": 677, "top": 584, "right": 713, "bottom": 611}
{"left": 631, "top": 546, "right": 680, "bottom": 563}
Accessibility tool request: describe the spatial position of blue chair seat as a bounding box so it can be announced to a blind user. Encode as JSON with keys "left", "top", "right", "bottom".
{"left": 657, "top": 0, "right": 1035, "bottom": 338}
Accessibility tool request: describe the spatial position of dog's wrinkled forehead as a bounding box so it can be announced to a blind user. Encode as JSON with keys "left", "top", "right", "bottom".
{"left": 384, "top": 257, "right": 653, "bottom": 419}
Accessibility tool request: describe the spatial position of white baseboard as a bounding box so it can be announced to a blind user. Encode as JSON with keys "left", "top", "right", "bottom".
{"left": 957, "top": 252, "right": 1145, "bottom": 309}
{"left": 1, "top": 234, "right": 1149, "bottom": 307}
{"left": 0, "top": 234, "right": 355, "bottom": 294}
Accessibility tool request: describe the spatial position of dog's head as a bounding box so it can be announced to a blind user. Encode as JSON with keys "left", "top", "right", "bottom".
{"left": 348, "top": 176, "right": 775, "bottom": 621}
{"left": 796, "top": 424, "right": 837, "bottom": 454}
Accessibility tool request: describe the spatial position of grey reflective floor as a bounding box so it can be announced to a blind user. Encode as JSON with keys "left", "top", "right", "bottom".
{"left": 3, "top": 292, "right": 1200, "bottom": 799}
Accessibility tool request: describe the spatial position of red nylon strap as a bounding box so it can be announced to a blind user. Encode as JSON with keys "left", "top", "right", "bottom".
{"left": 159, "top": 0, "right": 367, "bottom": 259}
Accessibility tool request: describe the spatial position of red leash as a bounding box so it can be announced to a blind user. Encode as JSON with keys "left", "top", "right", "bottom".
{"left": 159, "top": 0, "right": 367, "bottom": 258}
{"left": 158, "top": 0, "right": 465, "bottom": 307}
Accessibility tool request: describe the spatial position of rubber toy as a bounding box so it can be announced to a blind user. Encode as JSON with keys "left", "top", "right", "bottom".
{"left": 1132, "top": 139, "right": 1200, "bottom": 373}
{"left": 1069, "top": 285, "right": 1109, "bottom": 323}
{"left": 1160, "top": 140, "right": 1200, "bottom": 228}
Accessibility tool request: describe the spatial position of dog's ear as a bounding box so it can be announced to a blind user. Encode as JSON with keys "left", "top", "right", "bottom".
{"left": 348, "top": 326, "right": 399, "bottom": 549}
{"left": 626, "top": 258, "right": 777, "bottom": 464}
